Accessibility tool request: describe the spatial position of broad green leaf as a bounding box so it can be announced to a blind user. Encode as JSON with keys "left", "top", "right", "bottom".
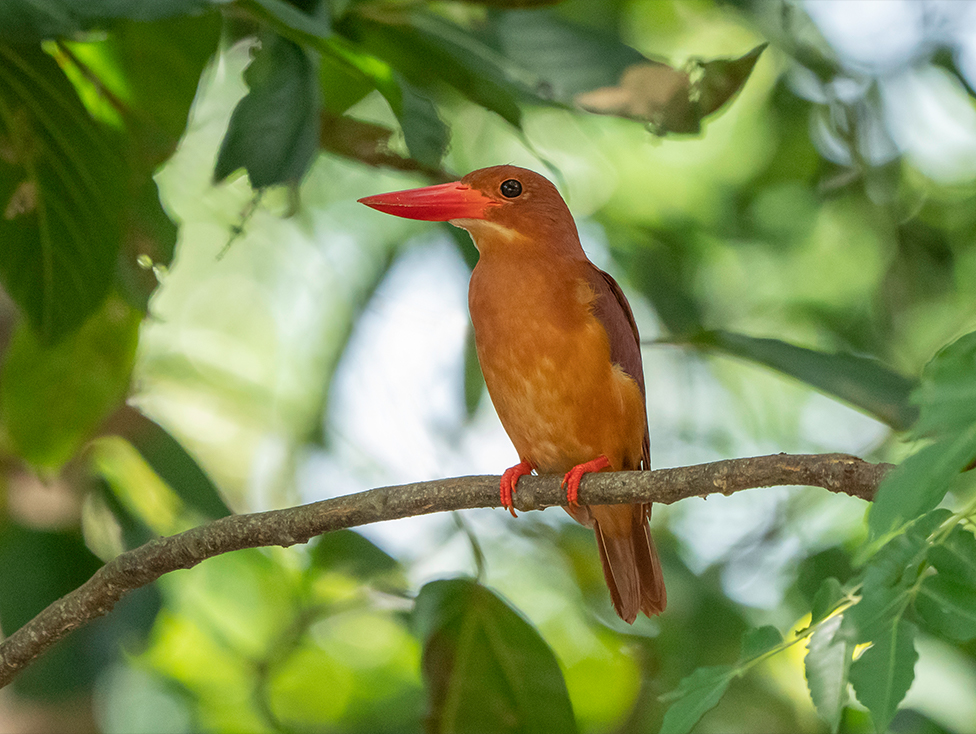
{"left": 0, "top": 521, "right": 104, "bottom": 698}
{"left": 740, "top": 625, "right": 783, "bottom": 660}
{"left": 241, "top": 0, "right": 331, "bottom": 40}
{"left": 693, "top": 330, "right": 918, "bottom": 431}
{"left": 916, "top": 575, "right": 976, "bottom": 641}
{"left": 810, "top": 577, "right": 845, "bottom": 625}
{"left": 0, "top": 43, "right": 125, "bottom": 342}
{"left": 927, "top": 526, "right": 976, "bottom": 587}
{"left": 849, "top": 618, "right": 918, "bottom": 733}
{"left": 0, "top": 0, "right": 211, "bottom": 42}
{"left": 805, "top": 614, "right": 856, "bottom": 733}
{"left": 395, "top": 76, "right": 450, "bottom": 169}
{"left": 214, "top": 33, "right": 320, "bottom": 188}
{"left": 698, "top": 44, "right": 769, "bottom": 117}
{"left": 1, "top": 297, "right": 140, "bottom": 469}
{"left": 658, "top": 665, "right": 735, "bottom": 734}
{"left": 412, "top": 578, "right": 577, "bottom": 734}
{"left": 124, "top": 409, "right": 231, "bottom": 520}
{"left": 869, "top": 430, "right": 976, "bottom": 537}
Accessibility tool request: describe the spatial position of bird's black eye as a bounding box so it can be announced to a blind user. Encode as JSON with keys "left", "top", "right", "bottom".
{"left": 500, "top": 179, "right": 522, "bottom": 198}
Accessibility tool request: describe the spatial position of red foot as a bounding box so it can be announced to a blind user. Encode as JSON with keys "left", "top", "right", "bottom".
{"left": 561, "top": 455, "right": 611, "bottom": 507}
{"left": 500, "top": 460, "right": 533, "bottom": 518}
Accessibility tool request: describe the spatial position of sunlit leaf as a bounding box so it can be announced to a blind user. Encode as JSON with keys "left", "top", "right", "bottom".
{"left": 805, "top": 614, "right": 855, "bottom": 733}
{"left": 692, "top": 330, "right": 918, "bottom": 430}
{"left": 1, "top": 297, "right": 140, "bottom": 469}
{"left": 658, "top": 665, "right": 735, "bottom": 734}
{"left": 916, "top": 575, "right": 976, "bottom": 641}
{"left": 412, "top": 578, "right": 577, "bottom": 734}
{"left": 0, "top": 43, "right": 125, "bottom": 342}
{"left": 849, "top": 618, "right": 917, "bottom": 734}
{"left": 214, "top": 33, "right": 320, "bottom": 188}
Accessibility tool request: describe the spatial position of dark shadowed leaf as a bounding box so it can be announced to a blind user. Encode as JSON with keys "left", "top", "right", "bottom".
{"left": 214, "top": 33, "right": 320, "bottom": 188}
{"left": 849, "top": 618, "right": 917, "bottom": 734}
{"left": 916, "top": 575, "right": 976, "bottom": 641}
{"left": 698, "top": 44, "right": 768, "bottom": 116}
{"left": 1, "top": 298, "right": 140, "bottom": 469}
{"left": 412, "top": 578, "right": 577, "bottom": 734}
{"left": 805, "top": 614, "right": 856, "bottom": 733}
{"left": 0, "top": 43, "right": 125, "bottom": 342}
{"left": 692, "top": 330, "right": 918, "bottom": 430}
{"left": 0, "top": 521, "right": 105, "bottom": 698}
{"left": 658, "top": 665, "right": 735, "bottom": 734}
{"left": 0, "top": 0, "right": 212, "bottom": 42}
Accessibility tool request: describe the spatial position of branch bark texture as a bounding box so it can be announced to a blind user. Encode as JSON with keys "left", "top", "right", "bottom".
{"left": 0, "top": 452, "right": 888, "bottom": 688}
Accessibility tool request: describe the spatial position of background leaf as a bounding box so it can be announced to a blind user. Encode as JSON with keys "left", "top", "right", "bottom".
{"left": 0, "top": 43, "right": 125, "bottom": 342}
{"left": 214, "top": 33, "right": 321, "bottom": 188}
{"left": 658, "top": 665, "right": 735, "bottom": 734}
{"left": 412, "top": 578, "right": 577, "bottom": 734}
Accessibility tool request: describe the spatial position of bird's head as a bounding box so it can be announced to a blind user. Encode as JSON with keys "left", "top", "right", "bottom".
{"left": 358, "top": 165, "right": 582, "bottom": 257}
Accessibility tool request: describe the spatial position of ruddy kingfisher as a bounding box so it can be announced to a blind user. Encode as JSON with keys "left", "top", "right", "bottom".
{"left": 359, "top": 165, "right": 665, "bottom": 622}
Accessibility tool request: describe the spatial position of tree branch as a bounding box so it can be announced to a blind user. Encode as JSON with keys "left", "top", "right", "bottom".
{"left": 0, "top": 452, "right": 889, "bottom": 688}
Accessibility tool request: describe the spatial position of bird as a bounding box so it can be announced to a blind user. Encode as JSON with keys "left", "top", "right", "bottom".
{"left": 358, "top": 165, "right": 666, "bottom": 622}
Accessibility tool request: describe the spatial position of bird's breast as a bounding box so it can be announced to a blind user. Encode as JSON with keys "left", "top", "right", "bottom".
{"left": 468, "top": 258, "right": 645, "bottom": 473}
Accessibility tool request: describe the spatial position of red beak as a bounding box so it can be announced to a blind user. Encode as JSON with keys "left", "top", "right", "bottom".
{"left": 358, "top": 181, "right": 496, "bottom": 221}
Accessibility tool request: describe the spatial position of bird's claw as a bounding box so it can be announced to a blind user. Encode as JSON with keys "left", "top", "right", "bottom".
{"left": 561, "top": 455, "right": 611, "bottom": 507}
{"left": 500, "top": 460, "right": 533, "bottom": 518}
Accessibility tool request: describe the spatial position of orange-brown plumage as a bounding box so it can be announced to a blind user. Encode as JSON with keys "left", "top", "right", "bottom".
{"left": 359, "top": 165, "right": 666, "bottom": 622}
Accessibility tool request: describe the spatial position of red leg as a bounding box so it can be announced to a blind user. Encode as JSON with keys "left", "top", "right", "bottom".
{"left": 500, "top": 460, "right": 533, "bottom": 518}
{"left": 561, "top": 455, "right": 611, "bottom": 507}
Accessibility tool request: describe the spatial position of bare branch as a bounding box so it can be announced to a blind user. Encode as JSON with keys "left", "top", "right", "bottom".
{"left": 0, "top": 452, "right": 888, "bottom": 688}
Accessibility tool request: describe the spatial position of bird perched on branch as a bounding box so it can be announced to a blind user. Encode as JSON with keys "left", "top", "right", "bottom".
{"left": 359, "top": 165, "right": 666, "bottom": 622}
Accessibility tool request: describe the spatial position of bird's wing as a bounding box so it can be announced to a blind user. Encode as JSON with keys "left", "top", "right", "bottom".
{"left": 585, "top": 265, "right": 651, "bottom": 469}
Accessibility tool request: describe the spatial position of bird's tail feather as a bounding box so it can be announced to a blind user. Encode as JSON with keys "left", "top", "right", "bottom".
{"left": 591, "top": 504, "right": 666, "bottom": 623}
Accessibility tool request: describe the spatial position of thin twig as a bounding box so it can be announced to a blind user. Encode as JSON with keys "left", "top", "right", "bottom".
{"left": 0, "top": 453, "right": 889, "bottom": 689}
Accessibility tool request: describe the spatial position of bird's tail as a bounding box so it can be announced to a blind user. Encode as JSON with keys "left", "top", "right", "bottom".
{"left": 585, "top": 504, "right": 666, "bottom": 623}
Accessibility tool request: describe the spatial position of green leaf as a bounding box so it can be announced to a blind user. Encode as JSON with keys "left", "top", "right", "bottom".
{"left": 462, "top": 327, "right": 484, "bottom": 419}
{"left": 124, "top": 409, "right": 231, "bottom": 520}
{"left": 412, "top": 578, "right": 577, "bottom": 734}
{"left": 346, "top": 14, "right": 523, "bottom": 129}
{"left": 1, "top": 297, "right": 140, "bottom": 469}
{"left": 395, "top": 76, "right": 450, "bottom": 169}
{"left": 869, "top": 430, "right": 976, "bottom": 537}
{"left": 697, "top": 44, "right": 769, "bottom": 117}
{"left": 849, "top": 618, "right": 918, "bottom": 733}
{"left": 693, "top": 330, "right": 918, "bottom": 431}
{"left": 658, "top": 665, "right": 735, "bottom": 734}
{"left": 912, "top": 331, "right": 976, "bottom": 438}
{"left": 310, "top": 529, "right": 401, "bottom": 580}
{"left": 0, "top": 0, "right": 212, "bottom": 42}
{"left": 740, "top": 625, "right": 783, "bottom": 660}
{"left": 927, "top": 526, "right": 976, "bottom": 587}
{"left": 242, "top": 0, "right": 332, "bottom": 40}
{"left": 811, "top": 577, "right": 845, "bottom": 625}
{"left": 214, "top": 33, "right": 320, "bottom": 188}
{"left": 916, "top": 575, "right": 976, "bottom": 641}
{"left": 0, "top": 521, "right": 105, "bottom": 698}
{"left": 805, "top": 614, "right": 856, "bottom": 733}
{"left": 0, "top": 43, "right": 125, "bottom": 342}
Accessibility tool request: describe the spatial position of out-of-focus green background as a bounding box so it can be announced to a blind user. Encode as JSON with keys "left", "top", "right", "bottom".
{"left": 2, "top": 0, "right": 976, "bottom": 732}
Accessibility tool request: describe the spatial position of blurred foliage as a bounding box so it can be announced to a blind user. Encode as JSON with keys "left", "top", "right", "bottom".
{"left": 2, "top": 0, "right": 976, "bottom": 733}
